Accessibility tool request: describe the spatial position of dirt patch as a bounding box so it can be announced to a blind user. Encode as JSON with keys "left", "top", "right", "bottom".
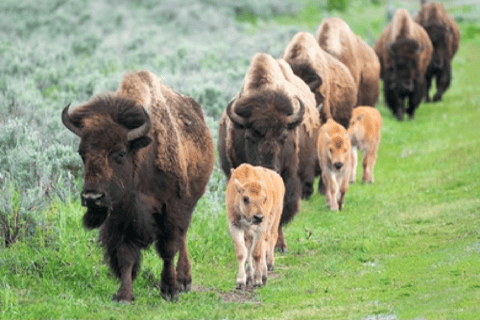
{"left": 191, "top": 285, "right": 260, "bottom": 304}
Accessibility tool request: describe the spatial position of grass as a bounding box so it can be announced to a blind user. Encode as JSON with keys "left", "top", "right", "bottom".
{"left": 1, "top": 1, "right": 480, "bottom": 319}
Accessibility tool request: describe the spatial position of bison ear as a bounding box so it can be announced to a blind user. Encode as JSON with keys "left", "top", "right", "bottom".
{"left": 356, "top": 113, "right": 365, "bottom": 122}
{"left": 233, "top": 178, "right": 244, "bottom": 193}
{"left": 129, "top": 136, "right": 152, "bottom": 151}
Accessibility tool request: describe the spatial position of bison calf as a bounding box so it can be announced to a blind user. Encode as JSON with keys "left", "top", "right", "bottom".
{"left": 226, "top": 163, "right": 285, "bottom": 289}
{"left": 317, "top": 119, "right": 352, "bottom": 211}
{"left": 347, "top": 106, "right": 382, "bottom": 184}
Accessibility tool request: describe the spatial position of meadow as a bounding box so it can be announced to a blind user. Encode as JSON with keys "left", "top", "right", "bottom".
{"left": 1, "top": 0, "right": 479, "bottom": 319}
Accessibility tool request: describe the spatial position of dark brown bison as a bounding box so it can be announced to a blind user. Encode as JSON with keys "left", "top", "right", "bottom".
{"left": 218, "top": 53, "right": 320, "bottom": 252}
{"left": 61, "top": 70, "right": 215, "bottom": 303}
{"left": 416, "top": 1, "right": 461, "bottom": 102}
{"left": 375, "top": 8, "right": 433, "bottom": 120}
{"left": 317, "top": 17, "right": 381, "bottom": 107}
{"left": 283, "top": 32, "right": 358, "bottom": 129}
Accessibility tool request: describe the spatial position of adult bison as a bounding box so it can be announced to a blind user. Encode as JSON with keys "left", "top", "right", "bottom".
{"left": 218, "top": 53, "right": 320, "bottom": 252}
{"left": 61, "top": 70, "right": 214, "bottom": 303}
{"left": 416, "top": 1, "right": 461, "bottom": 102}
{"left": 283, "top": 32, "right": 357, "bottom": 129}
{"left": 375, "top": 8, "right": 433, "bottom": 120}
{"left": 317, "top": 17, "right": 381, "bottom": 107}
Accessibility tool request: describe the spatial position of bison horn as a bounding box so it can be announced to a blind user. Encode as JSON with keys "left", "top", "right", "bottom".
{"left": 61, "top": 103, "right": 83, "bottom": 137}
{"left": 286, "top": 96, "right": 305, "bottom": 128}
{"left": 127, "top": 107, "right": 151, "bottom": 141}
{"left": 226, "top": 98, "right": 246, "bottom": 127}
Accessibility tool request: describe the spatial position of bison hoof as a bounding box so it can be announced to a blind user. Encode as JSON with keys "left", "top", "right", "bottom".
{"left": 112, "top": 294, "right": 135, "bottom": 305}
{"left": 275, "top": 244, "right": 287, "bottom": 254}
{"left": 262, "top": 275, "right": 267, "bottom": 286}
{"left": 161, "top": 284, "right": 179, "bottom": 302}
{"left": 433, "top": 94, "right": 442, "bottom": 102}
{"left": 177, "top": 276, "right": 192, "bottom": 293}
{"left": 267, "top": 264, "right": 274, "bottom": 271}
{"left": 236, "top": 282, "right": 246, "bottom": 290}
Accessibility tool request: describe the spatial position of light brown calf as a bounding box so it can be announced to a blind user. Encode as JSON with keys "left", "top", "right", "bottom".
{"left": 347, "top": 107, "right": 382, "bottom": 184}
{"left": 317, "top": 119, "right": 352, "bottom": 211}
{"left": 226, "top": 163, "right": 285, "bottom": 289}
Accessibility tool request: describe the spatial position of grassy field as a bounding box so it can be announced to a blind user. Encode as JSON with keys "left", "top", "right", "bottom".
{"left": 1, "top": 0, "right": 480, "bottom": 319}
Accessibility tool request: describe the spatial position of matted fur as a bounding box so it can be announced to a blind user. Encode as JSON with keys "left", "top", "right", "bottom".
{"left": 116, "top": 70, "right": 213, "bottom": 195}
{"left": 347, "top": 106, "right": 382, "bottom": 184}
{"left": 226, "top": 163, "right": 285, "bottom": 288}
{"left": 317, "top": 18, "right": 381, "bottom": 107}
{"left": 283, "top": 32, "right": 357, "bottom": 129}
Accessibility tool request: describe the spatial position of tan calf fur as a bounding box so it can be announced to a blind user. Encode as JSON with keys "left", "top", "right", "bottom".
{"left": 347, "top": 106, "right": 382, "bottom": 184}
{"left": 226, "top": 163, "right": 285, "bottom": 288}
{"left": 317, "top": 119, "right": 352, "bottom": 211}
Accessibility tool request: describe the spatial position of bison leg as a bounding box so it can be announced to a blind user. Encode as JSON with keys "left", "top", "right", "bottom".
{"left": 275, "top": 225, "right": 287, "bottom": 254}
{"left": 275, "top": 172, "right": 300, "bottom": 252}
{"left": 433, "top": 64, "right": 451, "bottom": 102}
{"left": 229, "top": 224, "right": 248, "bottom": 289}
{"left": 350, "top": 147, "right": 358, "bottom": 183}
{"left": 156, "top": 237, "right": 180, "bottom": 301}
{"left": 175, "top": 234, "right": 191, "bottom": 292}
{"left": 424, "top": 70, "right": 434, "bottom": 103}
{"left": 362, "top": 146, "right": 377, "bottom": 183}
{"left": 111, "top": 244, "right": 139, "bottom": 304}
{"left": 251, "top": 227, "right": 266, "bottom": 287}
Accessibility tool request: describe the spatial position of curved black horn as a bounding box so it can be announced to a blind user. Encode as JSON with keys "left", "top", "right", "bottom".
{"left": 226, "top": 98, "right": 247, "bottom": 127}
{"left": 61, "top": 103, "right": 83, "bottom": 137}
{"left": 286, "top": 96, "right": 305, "bottom": 128}
{"left": 127, "top": 107, "right": 151, "bottom": 141}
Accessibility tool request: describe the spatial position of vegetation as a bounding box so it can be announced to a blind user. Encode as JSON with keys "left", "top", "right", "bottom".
{"left": 1, "top": 0, "right": 479, "bottom": 319}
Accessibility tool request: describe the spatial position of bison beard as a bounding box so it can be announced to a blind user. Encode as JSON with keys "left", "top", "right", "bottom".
{"left": 61, "top": 70, "right": 214, "bottom": 304}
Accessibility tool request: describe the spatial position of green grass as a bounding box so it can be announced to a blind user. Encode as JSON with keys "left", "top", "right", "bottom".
{"left": 1, "top": 1, "right": 480, "bottom": 319}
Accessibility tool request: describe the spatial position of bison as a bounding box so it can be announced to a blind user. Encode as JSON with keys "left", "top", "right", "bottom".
{"left": 218, "top": 53, "right": 320, "bottom": 252}
{"left": 283, "top": 31, "right": 358, "bottom": 129}
{"left": 226, "top": 163, "right": 285, "bottom": 289}
{"left": 61, "top": 70, "right": 215, "bottom": 303}
{"left": 317, "top": 17, "right": 381, "bottom": 107}
{"left": 347, "top": 106, "right": 382, "bottom": 184}
{"left": 415, "top": 1, "right": 461, "bottom": 102}
{"left": 317, "top": 119, "right": 353, "bottom": 211}
{"left": 375, "top": 8, "right": 433, "bottom": 120}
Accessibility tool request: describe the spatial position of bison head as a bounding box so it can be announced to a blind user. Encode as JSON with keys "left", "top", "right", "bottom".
{"left": 232, "top": 178, "right": 267, "bottom": 226}
{"left": 324, "top": 131, "right": 351, "bottom": 173}
{"left": 424, "top": 23, "right": 451, "bottom": 70}
{"left": 227, "top": 90, "right": 305, "bottom": 174}
{"left": 62, "top": 97, "right": 152, "bottom": 229}
{"left": 388, "top": 38, "right": 424, "bottom": 94}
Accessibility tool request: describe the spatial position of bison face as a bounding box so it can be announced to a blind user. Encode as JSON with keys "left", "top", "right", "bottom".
{"left": 233, "top": 179, "right": 267, "bottom": 226}
{"left": 424, "top": 24, "right": 450, "bottom": 70}
{"left": 61, "top": 98, "right": 152, "bottom": 229}
{"left": 326, "top": 135, "right": 351, "bottom": 173}
{"left": 227, "top": 91, "right": 305, "bottom": 173}
{"left": 389, "top": 39, "right": 423, "bottom": 93}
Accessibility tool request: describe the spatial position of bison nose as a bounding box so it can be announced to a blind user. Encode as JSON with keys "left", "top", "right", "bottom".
{"left": 81, "top": 191, "right": 106, "bottom": 208}
{"left": 403, "top": 79, "right": 414, "bottom": 91}
{"left": 253, "top": 215, "right": 264, "bottom": 225}
{"left": 333, "top": 162, "right": 343, "bottom": 170}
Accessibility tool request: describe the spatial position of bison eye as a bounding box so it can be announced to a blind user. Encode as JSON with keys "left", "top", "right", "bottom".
{"left": 278, "top": 130, "right": 288, "bottom": 143}
{"left": 243, "top": 196, "right": 249, "bottom": 204}
{"left": 114, "top": 150, "right": 127, "bottom": 164}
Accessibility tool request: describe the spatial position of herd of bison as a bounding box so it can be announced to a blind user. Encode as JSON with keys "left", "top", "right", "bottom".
{"left": 60, "top": 1, "right": 460, "bottom": 303}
